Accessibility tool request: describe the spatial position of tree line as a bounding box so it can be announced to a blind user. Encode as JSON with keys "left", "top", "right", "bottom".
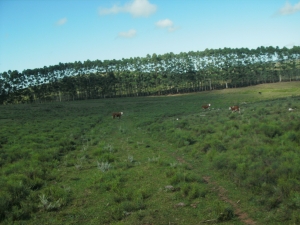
{"left": 0, "top": 46, "right": 299, "bottom": 104}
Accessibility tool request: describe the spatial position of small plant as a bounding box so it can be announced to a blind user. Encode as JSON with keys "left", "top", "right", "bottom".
{"left": 119, "top": 126, "right": 126, "bottom": 133}
{"left": 148, "top": 155, "right": 160, "bottom": 163}
{"left": 218, "top": 207, "right": 235, "bottom": 222}
{"left": 98, "top": 153, "right": 116, "bottom": 163}
{"left": 38, "top": 194, "right": 62, "bottom": 211}
{"left": 188, "top": 184, "right": 200, "bottom": 200}
{"left": 81, "top": 144, "right": 88, "bottom": 152}
{"left": 97, "top": 161, "right": 112, "bottom": 172}
{"left": 128, "top": 155, "right": 134, "bottom": 163}
{"left": 103, "top": 144, "right": 114, "bottom": 153}
{"left": 170, "top": 162, "right": 179, "bottom": 168}
{"left": 74, "top": 162, "right": 82, "bottom": 170}
{"left": 74, "top": 156, "right": 86, "bottom": 170}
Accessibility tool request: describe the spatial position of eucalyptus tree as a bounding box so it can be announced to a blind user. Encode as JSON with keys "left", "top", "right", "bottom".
{"left": 218, "top": 48, "right": 235, "bottom": 88}
{"left": 150, "top": 53, "right": 164, "bottom": 94}
{"left": 289, "top": 46, "right": 300, "bottom": 80}
{"left": 0, "top": 74, "right": 8, "bottom": 103}
{"left": 284, "top": 46, "right": 300, "bottom": 81}
{"left": 276, "top": 47, "right": 291, "bottom": 82}
{"left": 1, "top": 45, "right": 300, "bottom": 104}
{"left": 118, "top": 58, "right": 132, "bottom": 96}
{"left": 162, "top": 52, "right": 179, "bottom": 93}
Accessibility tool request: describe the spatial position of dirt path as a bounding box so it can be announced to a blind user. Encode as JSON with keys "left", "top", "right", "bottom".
{"left": 175, "top": 155, "right": 257, "bottom": 225}
{"left": 203, "top": 176, "right": 256, "bottom": 225}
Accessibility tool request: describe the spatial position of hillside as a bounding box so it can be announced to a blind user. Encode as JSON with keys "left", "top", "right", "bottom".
{"left": 1, "top": 81, "right": 300, "bottom": 224}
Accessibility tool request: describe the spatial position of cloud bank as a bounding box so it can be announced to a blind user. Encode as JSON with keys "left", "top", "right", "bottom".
{"left": 99, "top": 0, "right": 157, "bottom": 17}
{"left": 275, "top": 1, "right": 300, "bottom": 15}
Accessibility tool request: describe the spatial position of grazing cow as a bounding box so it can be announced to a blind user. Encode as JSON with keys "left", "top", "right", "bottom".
{"left": 259, "top": 92, "right": 262, "bottom": 94}
{"left": 112, "top": 112, "right": 123, "bottom": 119}
{"left": 289, "top": 108, "right": 294, "bottom": 112}
{"left": 202, "top": 104, "right": 211, "bottom": 110}
{"left": 229, "top": 106, "right": 240, "bottom": 113}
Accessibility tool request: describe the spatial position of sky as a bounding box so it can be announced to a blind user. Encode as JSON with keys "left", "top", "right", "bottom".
{"left": 0, "top": 0, "right": 300, "bottom": 73}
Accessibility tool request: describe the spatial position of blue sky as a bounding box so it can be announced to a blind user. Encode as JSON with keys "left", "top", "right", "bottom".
{"left": 0, "top": 0, "right": 300, "bottom": 73}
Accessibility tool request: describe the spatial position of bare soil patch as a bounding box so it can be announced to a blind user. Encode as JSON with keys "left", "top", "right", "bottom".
{"left": 203, "top": 176, "right": 256, "bottom": 225}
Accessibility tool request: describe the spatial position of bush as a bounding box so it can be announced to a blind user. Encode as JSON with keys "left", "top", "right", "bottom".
{"left": 175, "top": 119, "right": 189, "bottom": 129}
{"left": 218, "top": 207, "right": 235, "bottom": 222}
{"left": 98, "top": 153, "right": 116, "bottom": 163}
{"left": 58, "top": 139, "right": 76, "bottom": 153}
{"left": 213, "top": 154, "right": 228, "bottom": 170}
{"left": 170, "top": 172, "right": 185, "bottom": 185}
{"left": 0, "top": 191, "right": 11, "bottom": 220}
{"left": 187, "top": 184, "right": 200, "bottom": 200}
{"left": 260, "top": 124, "right": 282, "bottom": 138}
{"left": 213, "top": 141, "right": 227, "bottom": 152}
{"left": 38, "top": 186, "right": 71, "bottom": 211}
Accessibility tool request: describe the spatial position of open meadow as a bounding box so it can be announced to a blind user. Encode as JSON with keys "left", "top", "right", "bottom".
{"left": 1, "top": 81, "right": 300, "bottom": 224}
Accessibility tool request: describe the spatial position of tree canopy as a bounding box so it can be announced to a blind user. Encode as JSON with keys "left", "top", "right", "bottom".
{"left": 0, "top": 46, "right": 299, "bottom": 104}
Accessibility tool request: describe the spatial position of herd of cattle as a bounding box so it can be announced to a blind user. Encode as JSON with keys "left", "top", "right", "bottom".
{"left": 112, "top": 103, "right": 297, "bottom": 119}
{"left": 111, "top": 104, "right": 241, "bottom": 119}
{"left": 202, "top": 104, "right": 240, "bottom": 113}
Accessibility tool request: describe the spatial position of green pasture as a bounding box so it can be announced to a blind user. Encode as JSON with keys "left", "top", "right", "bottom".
{"left": 1, "top": 81, "right": 300, "bottom": 224}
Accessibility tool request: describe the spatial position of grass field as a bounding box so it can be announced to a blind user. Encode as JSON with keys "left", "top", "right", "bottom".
{"left": 1, "top": 81, "right": 300, "bottom": 224}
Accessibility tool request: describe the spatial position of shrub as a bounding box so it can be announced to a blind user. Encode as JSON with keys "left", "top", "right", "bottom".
{"left": 213, "top": 141, "right": 227, "bottom": 152}
{"left": 185, "top": 172, "right": 202, "bottom": 183}
{"left": 260, "top": 124, "right": 282, "bottom": 138}
{"left": 135, "top": 188, "right": 152, "bottom": 200}
{"left": 98, "top": 153, "right": 116, "bottom": 163}
{"left": 5, "top": 174, "right": 30, "bottom": 205}
{"left": 218, "top": 207, "right": 235, "bottom": 222}
{"left": 200, "top": 125, "right": 215, "bottom": 134}
{"left": 0, "top": 191, "right": 11, "bottom": 220}
{"left": 187, "top": 184, "right": 200, "bottom": 200}
{"left": 165, "top": 168, "right": 176, "bottom": 178}
{"left": 58, "top": 139, "right": 76, "bottom": 153}
{"left": 213, "top": 154, "right": 228, "bottom": 170}
{"left": 181, "top": 183, "right": 191, "bottom": 197}
{"left": 171, "top": 129, "right": 196, "bottom": 147}
{"left": 236, "top": 162, "right": 247, "bottom": 180}
{"left": 289, "top": 192, "right": 300, "bottom": 209}
{"left": 170, "top": 172, "right": 185, "bottom": 185}
{"left": 291, "top": 210, "right": 300, "bottom": 224}
{"left": 201, "top": 142, "right": 211, "bottom": 153}
{"left": 175, "top": 119, "right": 189, "bottom": 129}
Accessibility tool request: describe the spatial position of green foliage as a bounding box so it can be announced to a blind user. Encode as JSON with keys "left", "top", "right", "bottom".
{"left": 98, "top": 153, "right": 116, "bottom": 163}
{"left": 213, "top": 153, "right": 228, "bottom": 170}
{"left": 1, "top": 82, "right": 300, "bottom": 224}
{"left": 260, "top": 123, "right": 283, "bottom": 138}
{"left": 218, "top": 207, "right": 235, "bottom": 222}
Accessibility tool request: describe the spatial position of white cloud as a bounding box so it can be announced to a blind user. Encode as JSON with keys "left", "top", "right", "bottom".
{"left": 99, "top": 5, "right": 122, "bottom": 15}
{"left": 155, "top": 19, "right": 179, "bottom": 32}
{"left": 276, "top": 1, "right": 300, "bottom": 15}
{"left": 99, "top": 0, "right": 157, "bottom": 17}
{"left": 156, "top": 19, "right": 173, "bottom": 28}
{"left": 56, "top": 18, "right": 67, "bottom": 26}
{"left": 118, "top": 29, "right": 137, "bottom": 38}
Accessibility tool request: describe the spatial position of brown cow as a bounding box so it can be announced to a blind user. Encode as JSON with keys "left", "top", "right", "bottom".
{"left": 202, "top": 104, "right": 211, "bottom": 110}
{"left": 229, "top": 106, "right": 240, "bottom": 113}
{"left": 112, "top": 112, "right": 123, "bottom": 119}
